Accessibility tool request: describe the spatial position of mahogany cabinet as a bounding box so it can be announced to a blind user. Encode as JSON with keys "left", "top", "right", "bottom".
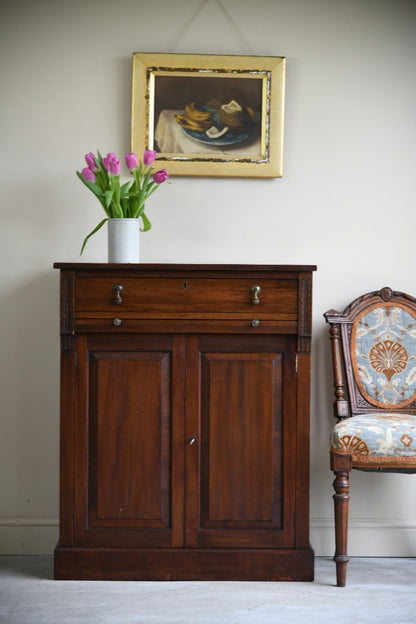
{"left": 53, "top": 263, "right": 316, "bottom": 580}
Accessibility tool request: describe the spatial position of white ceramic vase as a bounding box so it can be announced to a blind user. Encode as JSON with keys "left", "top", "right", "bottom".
{"left": 108, "top": 218, "right": 140, "bottom": 263}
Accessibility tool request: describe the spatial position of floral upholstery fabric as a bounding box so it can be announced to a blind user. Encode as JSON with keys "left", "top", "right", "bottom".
{"left": 352, "top": 304, "right": 416, "bottom": 408}
{"left": 331, "top": 414, "right": 416, "bottom": 464}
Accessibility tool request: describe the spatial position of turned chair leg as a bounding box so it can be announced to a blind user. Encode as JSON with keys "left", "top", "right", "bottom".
{"left": 333, "top": 469, "right": 350, "bottom": 587}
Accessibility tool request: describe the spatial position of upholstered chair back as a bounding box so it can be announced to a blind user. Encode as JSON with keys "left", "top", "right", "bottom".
{"left": 334, "top": 287, "right": 416, "bottom": 418}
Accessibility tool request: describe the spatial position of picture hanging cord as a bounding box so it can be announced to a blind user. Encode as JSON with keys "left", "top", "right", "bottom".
{"left": 168, "top": 0, "right": 256, "bottom": 55}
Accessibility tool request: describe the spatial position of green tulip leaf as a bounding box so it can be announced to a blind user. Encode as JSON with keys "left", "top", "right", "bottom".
{"left": 76, "top": 171, "right": 104, "bottom": 198}
{"left": 104, "top": 190, "right": 114, "bottom": 209}
{"left": 141, "top": 212, "right": 152, "bottom": 232}
{"left": 80, "top": 218, "right": 108, "bottom": 255}
{"left": 120, "top": 181, "right": 132, "bottom": 195}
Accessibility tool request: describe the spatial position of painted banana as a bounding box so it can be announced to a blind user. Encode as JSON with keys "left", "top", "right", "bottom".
{"left": 184, "top": 102, "right": 211, "bottom": 121}
{"left": 175, "top": 113, "right": 211, "bottom": 131}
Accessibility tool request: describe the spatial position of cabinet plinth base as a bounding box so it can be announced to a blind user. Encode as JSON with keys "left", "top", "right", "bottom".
{"left": 54, "top": 546, "right": 314, "bottom": 581}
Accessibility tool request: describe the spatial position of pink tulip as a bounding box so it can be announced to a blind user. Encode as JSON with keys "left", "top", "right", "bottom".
{"left": 82, "top": 167, "right": 96, "bottom": 182}
{"left": 103, "top": 153, "right": 120, "bottom": 175}
{"left": 125, "top": 152, "right": 138, "bottom": 170}
{"left": 108, "top": 157, "right": 120, "bottom": 175}
{"left": 85, "top": 152, "right": 97, "bottom": 171}
{"left": 152, "top": 169, "right": 169, "bottom": 184}
{"left": 102, "top": 152, "right": 117, "bottom": 172}
{"left": 143, "top": 149, "right": 157, "bottom": 166}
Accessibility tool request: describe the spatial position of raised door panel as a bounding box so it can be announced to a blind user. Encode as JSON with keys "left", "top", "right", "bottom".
{"left": 92, "top": 352, "right": 169, "bottom": 524}
{"left": 185, "top": 334, "right": 297, "bottom": 549}
{"left": 74, "top": 334, "right": 185, "bottom": 548}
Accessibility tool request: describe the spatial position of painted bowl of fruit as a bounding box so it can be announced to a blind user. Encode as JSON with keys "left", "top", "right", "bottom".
{"left": 175, "top": 99, "right": 256, "bottom": 146}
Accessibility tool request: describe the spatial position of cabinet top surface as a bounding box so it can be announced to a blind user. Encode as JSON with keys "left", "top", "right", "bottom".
{"left": 54, "top": 263, "right": 317, "bottom": 272}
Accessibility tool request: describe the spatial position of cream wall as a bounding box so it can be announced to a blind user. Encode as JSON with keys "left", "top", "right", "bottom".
{"left": 1, "top": 0, "right": 415, "bottom": 556}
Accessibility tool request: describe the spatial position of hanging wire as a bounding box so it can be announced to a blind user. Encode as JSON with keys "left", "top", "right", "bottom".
{"left": 168, "top": 0, "right": 256, "bottom": 55}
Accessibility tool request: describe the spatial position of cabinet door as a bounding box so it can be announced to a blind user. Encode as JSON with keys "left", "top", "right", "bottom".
{"left": 185, "top": 334, "right": 297, "bottom": 549}
{"left": 74, "top": 333, "right": 185, "bottom": 548}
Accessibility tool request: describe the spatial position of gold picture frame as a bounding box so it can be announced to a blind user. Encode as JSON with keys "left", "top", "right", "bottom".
{"left": 131, "top": 52, "right": 285, "bottom": 178}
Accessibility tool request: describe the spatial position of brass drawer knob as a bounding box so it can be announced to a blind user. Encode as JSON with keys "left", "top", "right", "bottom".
{"left": 251, "top": 319, "right": 261, "bottom": 327}
{"left": 113, "top": 284, "right": 124, "bottom": 304}
{"left": 251, "top": 285, "right": 261, "bottom": 305}
{"left": 113, "top": 318, "right": 122, "bottom": 327}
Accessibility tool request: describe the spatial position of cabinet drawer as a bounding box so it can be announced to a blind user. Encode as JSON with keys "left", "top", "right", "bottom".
{"left": 73, "top": 277, "right": 298, "bottom": 319}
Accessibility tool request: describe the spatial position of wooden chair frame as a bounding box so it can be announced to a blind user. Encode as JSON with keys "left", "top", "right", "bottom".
{"left": 324, "top": 286, "right": 416, "bottom": 586}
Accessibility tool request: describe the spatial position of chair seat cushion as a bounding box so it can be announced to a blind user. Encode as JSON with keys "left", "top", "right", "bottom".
{"left": 331, "top": 414, "right": 416, "bottom": 462}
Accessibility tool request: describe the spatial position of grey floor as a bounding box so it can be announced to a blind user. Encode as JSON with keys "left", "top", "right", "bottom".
{"left": 0, "top": 556, "right": 415, "bottom": 624}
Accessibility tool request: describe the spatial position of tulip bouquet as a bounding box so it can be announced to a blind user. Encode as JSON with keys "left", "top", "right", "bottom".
{"left": 77, "top": 150, "right": 169, "bottom": 254}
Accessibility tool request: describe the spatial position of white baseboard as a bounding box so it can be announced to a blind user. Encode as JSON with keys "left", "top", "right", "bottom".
{"left": 311, "top": 517, "right": 416, "bottom": 557}
{"left": 0, "top": 517, "right": 59, "bottom": 555}
{"left": 0, "top": 516, "right": 415, "bottom": 556}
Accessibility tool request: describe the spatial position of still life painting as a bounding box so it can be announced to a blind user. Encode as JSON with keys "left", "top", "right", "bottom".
{"left": 131, "top": 53, "right": 286, "bottom": 178}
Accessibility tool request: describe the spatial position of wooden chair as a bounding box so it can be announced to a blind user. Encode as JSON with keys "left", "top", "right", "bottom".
{"left": 324, "top": 287, "right": 416, "bottom": 586}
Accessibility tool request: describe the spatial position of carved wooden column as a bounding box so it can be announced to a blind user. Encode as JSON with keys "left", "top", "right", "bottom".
{"left": 328, "top": 322, "right": 349, "bottom": 421}
{"left": 331, "top": 453, "right": 352, "bottom": 587}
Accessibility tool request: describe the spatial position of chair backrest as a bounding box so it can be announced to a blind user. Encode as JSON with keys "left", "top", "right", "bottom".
{"left": 324, "top": 287, "right": 416, "bottom": 420}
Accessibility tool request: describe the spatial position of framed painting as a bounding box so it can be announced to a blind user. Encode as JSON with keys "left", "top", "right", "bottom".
{"left": 131, "top": 52, "right": 285, "bottom": 178}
